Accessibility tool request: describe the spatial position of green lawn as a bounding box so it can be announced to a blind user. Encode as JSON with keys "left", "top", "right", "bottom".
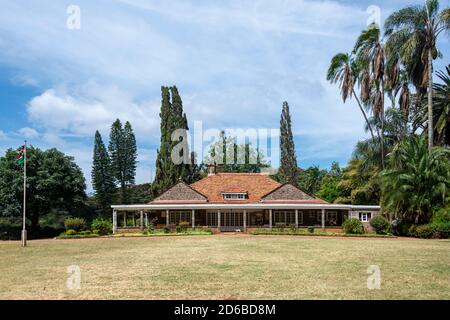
{"left": 1, "top": 235, "right": 449, "bottom": 299}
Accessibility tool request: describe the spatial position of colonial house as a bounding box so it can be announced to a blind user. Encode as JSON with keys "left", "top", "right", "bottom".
{"left": 111, "top": 166, "right": 380, "bottom": 233}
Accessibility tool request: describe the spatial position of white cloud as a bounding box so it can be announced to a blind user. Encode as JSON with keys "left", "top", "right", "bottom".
{"left": 27, "top": 83, "right": 160, "bottom": 138}
{"left": 0, "top": 130, "right": 6, "bottom": 140}
{"left": 18, "top": 127, "right": 39, "bottom": 139}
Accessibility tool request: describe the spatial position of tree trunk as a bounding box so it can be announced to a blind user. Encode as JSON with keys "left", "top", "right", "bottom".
{"left": 380, "top": 85, "right": 385, "bottom": 170}
{"left": 428, "top": 48, "right": 434, "bottom": 153}
{"left": 352, "top": 88, "right": 376, "bottom": 140}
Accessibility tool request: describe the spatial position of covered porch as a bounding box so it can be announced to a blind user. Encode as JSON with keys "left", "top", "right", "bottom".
{"left": 111, "top": 204, "right": 380, "bottom": 233}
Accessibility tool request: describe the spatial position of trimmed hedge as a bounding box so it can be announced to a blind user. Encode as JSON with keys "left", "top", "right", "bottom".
{"left": 64, "top": 217, "right": 86, "bottom": 232}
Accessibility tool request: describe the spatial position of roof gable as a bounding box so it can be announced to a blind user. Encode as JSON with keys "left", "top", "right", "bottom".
{"left": 261, "top": 183, "right": 327, "bottom": 203}
{"left": 153, "top": 182, "right": 207, "bottom": 203}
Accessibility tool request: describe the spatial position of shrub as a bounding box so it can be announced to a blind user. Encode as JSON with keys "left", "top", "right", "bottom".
{"left": 179, "top": 221, "right": 190, "bottom": 230}
{"left": 65, "top": 229, "right": 77, "bottom": 236}
{"left": 433, "top": 222, "right": 450, "bottom": 239}
{"left": 370, "top": 216, "right": 391, "bottom": 235}
{"left": 64, "top": 218, "right": 86, "bottom": 232}
{"left": 176, "top": 226, "right": 182, "bottom": 233}
{"left": 407, "top": 225, "right": 417, "bottom": 237}
{"left": 147, "top": 225, "right": 155, "bottom": 233}
{"left": 342, "top": 218, "right": 364, "bottom": 234}
{"left": 415, "top": 224, "right": 436, "bottom": 239}
{"left": 432, "top": 207, "right": 450, "bottom": 224}
{"left": 275, "top": 222, "right": 286, "bottom": 231}
{"left": 91, "top": 218, "right": 112, "bottom": 236}
{"left": 163, "top": 226, "right": 170, "bottom": 234}
{"left": 397, "top": 221, "right": 413, "bottom": 236}
{"left": 307, "top": 226, "right": 315, "bottom": 233}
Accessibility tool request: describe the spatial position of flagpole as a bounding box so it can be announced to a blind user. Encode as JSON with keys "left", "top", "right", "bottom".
{"left": 22, "top": 140, "right": 27, "bottom": 247}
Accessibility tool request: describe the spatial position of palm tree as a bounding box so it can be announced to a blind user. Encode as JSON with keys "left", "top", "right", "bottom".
{"left": 354, "top": 107, "right": 408, "bottom": 173}
{"left": 384, "top": 0, "right": 450, "bottom": 153}
{"left": 380, "top": 136, "right": 450, "bottom": 224}
{"left": 353, "top": 23, "right": 386, "bottom": 168}
{"left": 414, "top": 65, "right": 450, "bottom": 146}
{"left": 327, "top": 53, "right": 375, "bottom": 139}
{"left": 433, "top": 66, "right": 450, "bottom": 146}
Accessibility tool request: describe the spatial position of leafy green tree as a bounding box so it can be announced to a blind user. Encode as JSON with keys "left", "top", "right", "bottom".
{"left": 92, "top": 131, "right": 115, "bottom": 215}
{"left": 381, "top": 136, "right": 450, "bottom": 223}
{"left": 205, "top": 131, "right": 269, "bottom": 173}
{"left": 297, "top": 166, "right": 327, "bottom": 196}
{"left": 384, "top": 0, "right": 450, "bottom": 152}
{"left": 279, "top": 101, "right": 299, "bottom": 185}
{"left": 0, "top": 147, "right": 87, "bottom": 229}
{"left": 336, "top": 158, "right": 380, "bottom": 205}
{"left": 316, "top": 162, "right": 344, "bottom": 203}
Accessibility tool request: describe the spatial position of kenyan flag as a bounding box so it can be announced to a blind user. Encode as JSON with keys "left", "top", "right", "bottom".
{"left": 16, "top": 147, "right": 26, "bottom": 165}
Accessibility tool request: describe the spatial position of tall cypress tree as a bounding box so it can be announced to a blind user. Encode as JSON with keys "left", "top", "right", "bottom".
{"left": 92, "top": 131, "right": 115, "bottom": 215}
{"left": 123, "top": 121, "right": 137, "bottom": 186}
{"left": 153, "top": 86, "right": 192, "bottom": 196}
{"left": 279, "top": 101, "right": 298, "bottom": 185}
{"left": 170, "top": 86, "right": 189, "bottom": 181}
{"left": 108, "top": 119, "right": 127, "bottom": 203}
{"left": 108, "top": 119, "right": 138, "bottom": 203}
{"left": 153, "top": 87, "right": 174, "bottom": 196}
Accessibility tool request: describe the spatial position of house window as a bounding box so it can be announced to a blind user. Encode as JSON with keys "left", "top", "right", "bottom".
{"left": 169, "top": 211, "right": 191, "bottom": 225}
{"left": 223, "top": 193, "right": 248, "bottom": 200}
{"left": 359, "top": 212, "right": 371, "bottom": 222}
{"left": 273, "top": 210, "right": 296, "bottom": 225}
{"left": 207, "top": 212, "right": 217, "bottom": 227}
{"left": 326, "top": 211, "right": 338, "bottom": 226}
{"left": 308, "top": 211, "right": 321, "bottom": 222}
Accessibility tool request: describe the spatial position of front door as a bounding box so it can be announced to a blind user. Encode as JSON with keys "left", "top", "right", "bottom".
{"left": 221, "top": 211, "right": 244, "bottom": 232}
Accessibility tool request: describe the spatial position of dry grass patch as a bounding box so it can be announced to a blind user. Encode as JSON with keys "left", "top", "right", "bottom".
{"left": 0, "top": 235, "right": 449, "bottom": 299}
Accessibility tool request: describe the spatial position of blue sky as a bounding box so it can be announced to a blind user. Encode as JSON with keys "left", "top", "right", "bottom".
{"left": 0, "top": 0, "right": 449, "bottom": 193}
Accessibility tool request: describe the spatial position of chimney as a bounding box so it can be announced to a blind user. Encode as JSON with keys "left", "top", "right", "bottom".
{"left": 207, "top": 163, "right": 217, "bottom": 176}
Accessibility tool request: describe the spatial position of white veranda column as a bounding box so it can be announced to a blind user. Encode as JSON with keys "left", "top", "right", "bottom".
{"left": 217, "top": 211, "right": 221, "bottom": 229}
{"left": 166, "top": 209, "right": 169, "bottom": 226}
{"left": 321, "top": 209, "right": 325, "bottom": 230}
{"left": 140, "top": 210, "right": 144, "bottom": 230}
{"left": 113, "top": 210, "right": 117, "bottom": 234}
{"left": 243, "top": 210, "right": 247, "bottom": 232}
{"left": 295, "top": 209, "right": 299, "bottom": 228}
{"left": 192, "top": 209, "right": 195, "bottom": 229}
{"left": 269, "top": 209, "right": 273, "bottom": 229}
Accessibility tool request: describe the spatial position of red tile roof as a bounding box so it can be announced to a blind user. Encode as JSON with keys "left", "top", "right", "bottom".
{"left": 151, "top": 173, "right": 328, "bottom": 204}
{"left": 190, "top": 173, "right": 281, "bottom": 203}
